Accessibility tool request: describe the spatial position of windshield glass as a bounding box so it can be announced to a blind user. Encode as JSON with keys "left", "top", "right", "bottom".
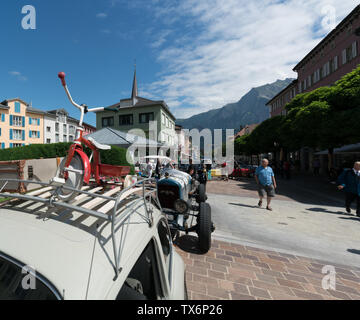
{"left": 0, "top": 255, "right": 58, "bottom": 300}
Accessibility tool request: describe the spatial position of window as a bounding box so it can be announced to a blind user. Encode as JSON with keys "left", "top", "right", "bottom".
{"left": 139, "top": 113, "right": 154, "bottom": 124}
{"left": 352, "top": 41, "right": 358, "bottom": 59}
{"left": 46, "top": 126, "right": 51, "bottom": 133}
{"left": 55, "top": 123, "right": 59, "bottom": 132}
{"left": 162, "top": 114, "right": 166, "bottom": 125}
{"left": 12, "top": 129, "right": 23, "bottom": 140}
{"left": 69, "top": 126, "right": 76, "bottom": 135}
{"left": 69, "top": 136, "right": 74, "bottom": 142}
{"left": 119, "top": 114, "right": 133, "bottom": 126}
{"left": 342, "top": 49, "right": 347, "bottom": 65}
{"left": 63, "top": 135, "right": 67, "bottom": 142}
{"left": 102, "top": 116, "right": 114, "bottom": 128}
{"left": 14, "top": 102, "right": 21, "bottom": 113}
{"left": 0, "top": 254, "right": 58, "bottom": 300}
{"left": 63, "top": 124, "right": 67, "bottom": 134}
{"left": 13, "top": 116, "right": 23, "bottom": 127}
{"left": 158, "top": 219, "right": 172, "bottom": 274}
{"left": 46, "top": 139, "right": 51, "bottom": 144}
{"left": 30, "top": 131, "right": 38, "bottom": 138}
{"left": 12, "top": 143, "right": 22, "bottom": 148}
{"left": 116, "top": 241, "right": 163, "bottom": 300}
{"left": 55, "top": 134, "right": 59, "bottom": 143}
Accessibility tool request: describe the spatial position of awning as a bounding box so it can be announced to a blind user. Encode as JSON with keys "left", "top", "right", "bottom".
{"left": 314, "top": 143, "right": 360, "bottom": 155}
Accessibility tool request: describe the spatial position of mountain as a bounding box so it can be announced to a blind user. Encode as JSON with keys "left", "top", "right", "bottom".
{"left": 176, "top": 78, "right": 294, "bottom": 132}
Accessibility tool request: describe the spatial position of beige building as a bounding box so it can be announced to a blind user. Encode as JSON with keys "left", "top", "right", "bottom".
{"left": 0, "top": 98, "right": 44, "bottom": 149}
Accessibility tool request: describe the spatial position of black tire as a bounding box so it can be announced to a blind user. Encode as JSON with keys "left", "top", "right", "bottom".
{"left": 196, "top": 183, "right": 207, "bottom": 203}
{"left": 197, "top": 202, "right": 212, "bottom": 253}
{"left": 55, "top": 154, "right": 84, "bottom": 202}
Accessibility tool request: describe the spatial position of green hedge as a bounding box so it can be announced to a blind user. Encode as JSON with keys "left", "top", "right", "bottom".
{"left": 0, "top": 142, "right": 134, "bottom": 174}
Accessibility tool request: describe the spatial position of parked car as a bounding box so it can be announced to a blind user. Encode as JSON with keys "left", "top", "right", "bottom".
{"left": 0, "top": 179, "right": 186, "bottom": 300}
{"left": 157, "top": 168, "right": 214, "bottom": 253}
{"left": 230, "top": 164, "right": 255, "bottom": 179}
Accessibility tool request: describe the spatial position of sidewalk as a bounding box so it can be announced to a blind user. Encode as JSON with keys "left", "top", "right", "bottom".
{"left": 177, "top": 238, "right": 360, "bottom": 300}
{"left": 207, "top": 174, "right": 346, "bottom": 207}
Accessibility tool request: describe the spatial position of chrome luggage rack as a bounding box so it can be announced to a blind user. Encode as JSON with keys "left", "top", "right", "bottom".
{"left": 0, "top": 178, "right": 162, "bottom": 279}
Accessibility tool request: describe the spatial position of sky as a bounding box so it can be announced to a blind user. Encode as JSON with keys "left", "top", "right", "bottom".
{"left": 0, "top": 0, "right": 358, "bottom": 125}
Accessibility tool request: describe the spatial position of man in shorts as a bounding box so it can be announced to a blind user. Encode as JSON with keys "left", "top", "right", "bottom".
{"left": 255, "top": 159, "right": 277, "bottom": 211}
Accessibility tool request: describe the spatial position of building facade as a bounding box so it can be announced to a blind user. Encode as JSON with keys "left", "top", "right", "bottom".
{"left": 44, "top": 109, "right": 96, "bottom": 144}
{"left": 267, "top": 5, "right": 360, "bottom": 117}
{"left": 0, "top": 98, "right": 44, "bottom": 149}
{"left": 265, "top": 5, "right": 360, "bottom": 172}
{"left": 96, "top": 70, "right": 176, "bottom": 146}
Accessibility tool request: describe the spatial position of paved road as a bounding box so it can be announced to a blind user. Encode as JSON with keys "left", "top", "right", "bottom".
{"left": 206, "top": 179, "right": 360, "bottom": 268}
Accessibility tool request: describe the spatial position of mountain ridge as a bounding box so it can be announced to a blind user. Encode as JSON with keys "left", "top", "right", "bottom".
{"left": 176, "top": 78, "right": 294, "bottom": 132}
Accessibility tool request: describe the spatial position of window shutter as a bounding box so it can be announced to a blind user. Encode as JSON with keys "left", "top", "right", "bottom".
{"left": 342, "top": 49, "right": 347, "bottom": 64}
{"left": 29, "top": 130, "right": 32, "bottom": 138}
{"left": 1, "top": 114, "right": 4, "bottom": 122}
{"left": 10, "top": 143, "right": 13, "bottom": 148}
{"left": 29, "top": 117, "right": 32, "bottom": 125}
{"left": 37, "top": 131, "right": 40, "bottom": 138}
{"left": 38, "top": 118, "right": 40, "bottom": 125}
{"left": 1, "top": 143, "right": 4, "bottom": 149}
{"left": 22, "top": 130, "right": 25, "bottom": 141}
{"left": 0, "top": 128, "right": 1, "bottom": 136}
{"left": 10, "top": 115, "right": 13, "bottom": 126}
{"left": 10, "top": 129, "right": 13, "bottom": 140}
{"left": 22, "top": 116, "right": 25, "bottom": 127}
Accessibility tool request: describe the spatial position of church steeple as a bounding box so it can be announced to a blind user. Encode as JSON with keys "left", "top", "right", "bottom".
{"left": 131, "top": 63, "right": 138, "bottom": 106}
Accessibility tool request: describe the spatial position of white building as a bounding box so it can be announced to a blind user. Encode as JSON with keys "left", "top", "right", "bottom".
{"left": 43, "top": 109, "right": 78, "bottom": 144}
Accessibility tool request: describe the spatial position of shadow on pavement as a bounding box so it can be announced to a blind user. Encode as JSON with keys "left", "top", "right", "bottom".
{"left": 175, "top": 235, "right": 203, "bottom": 254}
{"left": 339, "top": 216, "right": 360, "bottom": 222}
{"left": 228, "top": 202, "right": 259, "bottom": 209}
{"left": 305, "top": 207, "right": 348, "bottom": 215}
{"left": 347, "top": 249, "right": 360, "bottom": 255}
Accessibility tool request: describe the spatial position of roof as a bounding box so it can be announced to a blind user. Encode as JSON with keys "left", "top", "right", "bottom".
{"left": 0, "top": 195, "right": 161, "bottom": 299}
{"left": 293, "top": 5, "right": 360, "bottom": 71}
{"left": 85, "top": 127, "right": 161, "bottom": 147}
{"left": 105, "top": 97, "right": 176, "bottom": 120}
{"left": 0, "top": 104, "right": 9, "bottom": 110}
{"left": 1, "top": 98, "right": 30, "bottom": 106}
{"left": 234, "top": 124, "right": 259, "bottom": 138}
{"left": 26, "top": 107, "right": 45, "bottom": 115}
{"left": 265, "top": 80, "right": 298, "bottom": 106}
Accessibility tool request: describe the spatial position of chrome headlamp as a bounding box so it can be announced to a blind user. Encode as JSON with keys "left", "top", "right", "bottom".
{"left": 174, "top": 199, "right": 189, "bottom": 214}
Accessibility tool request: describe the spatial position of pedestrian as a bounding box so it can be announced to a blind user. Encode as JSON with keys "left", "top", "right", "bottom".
{"left": 337, "top": 161, "right": 360, "bottom": 216}
{"left": 255, "top": 158, "right": 277, "bottom": 211}
{"left": 146, "top": 160, "right": 153, "bottom": 178}
{"left": 313, "top": 158, "right": 321, "bottom": 176}
{"left": 283, "top": 160, "right": 291, "bottom": 180}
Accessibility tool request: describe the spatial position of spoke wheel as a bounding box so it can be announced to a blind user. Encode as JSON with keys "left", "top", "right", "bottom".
{"left": 55, "top": 154, "right": 84, "bottom": 202}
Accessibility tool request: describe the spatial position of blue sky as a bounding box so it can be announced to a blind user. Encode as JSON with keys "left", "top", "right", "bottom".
{"left": 0, "top": 0, "right": 358, "bottom": 125}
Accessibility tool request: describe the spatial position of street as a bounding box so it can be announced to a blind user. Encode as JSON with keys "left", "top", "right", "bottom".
{"left": 207, "top": 176, "right": 360, "bottom": 268}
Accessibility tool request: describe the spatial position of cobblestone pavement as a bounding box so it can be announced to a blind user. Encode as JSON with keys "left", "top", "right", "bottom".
{"left": 176, "top": 175, "right": 360, "bottom": 300}
{"left": 176, "top": 237, "right": 360, "bottom": 300}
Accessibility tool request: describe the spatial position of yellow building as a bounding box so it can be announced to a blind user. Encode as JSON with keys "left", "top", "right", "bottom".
{"left": 0, "top": 98, "right": 44, "bottom": 149}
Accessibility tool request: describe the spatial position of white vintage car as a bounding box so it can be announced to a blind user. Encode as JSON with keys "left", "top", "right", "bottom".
{"left": 0, "top": 178, "right": 186, "bottom": 300}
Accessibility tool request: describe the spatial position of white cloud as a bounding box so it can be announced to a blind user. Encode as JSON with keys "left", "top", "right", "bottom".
{"left": 96, "top": 13, "right": 108, "bottom": 18}
{"left": 139, "top": 0, "right": 358, "bottom": 118}
{"left": 9, "top": 71, "right": 27, "bottom": 81}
